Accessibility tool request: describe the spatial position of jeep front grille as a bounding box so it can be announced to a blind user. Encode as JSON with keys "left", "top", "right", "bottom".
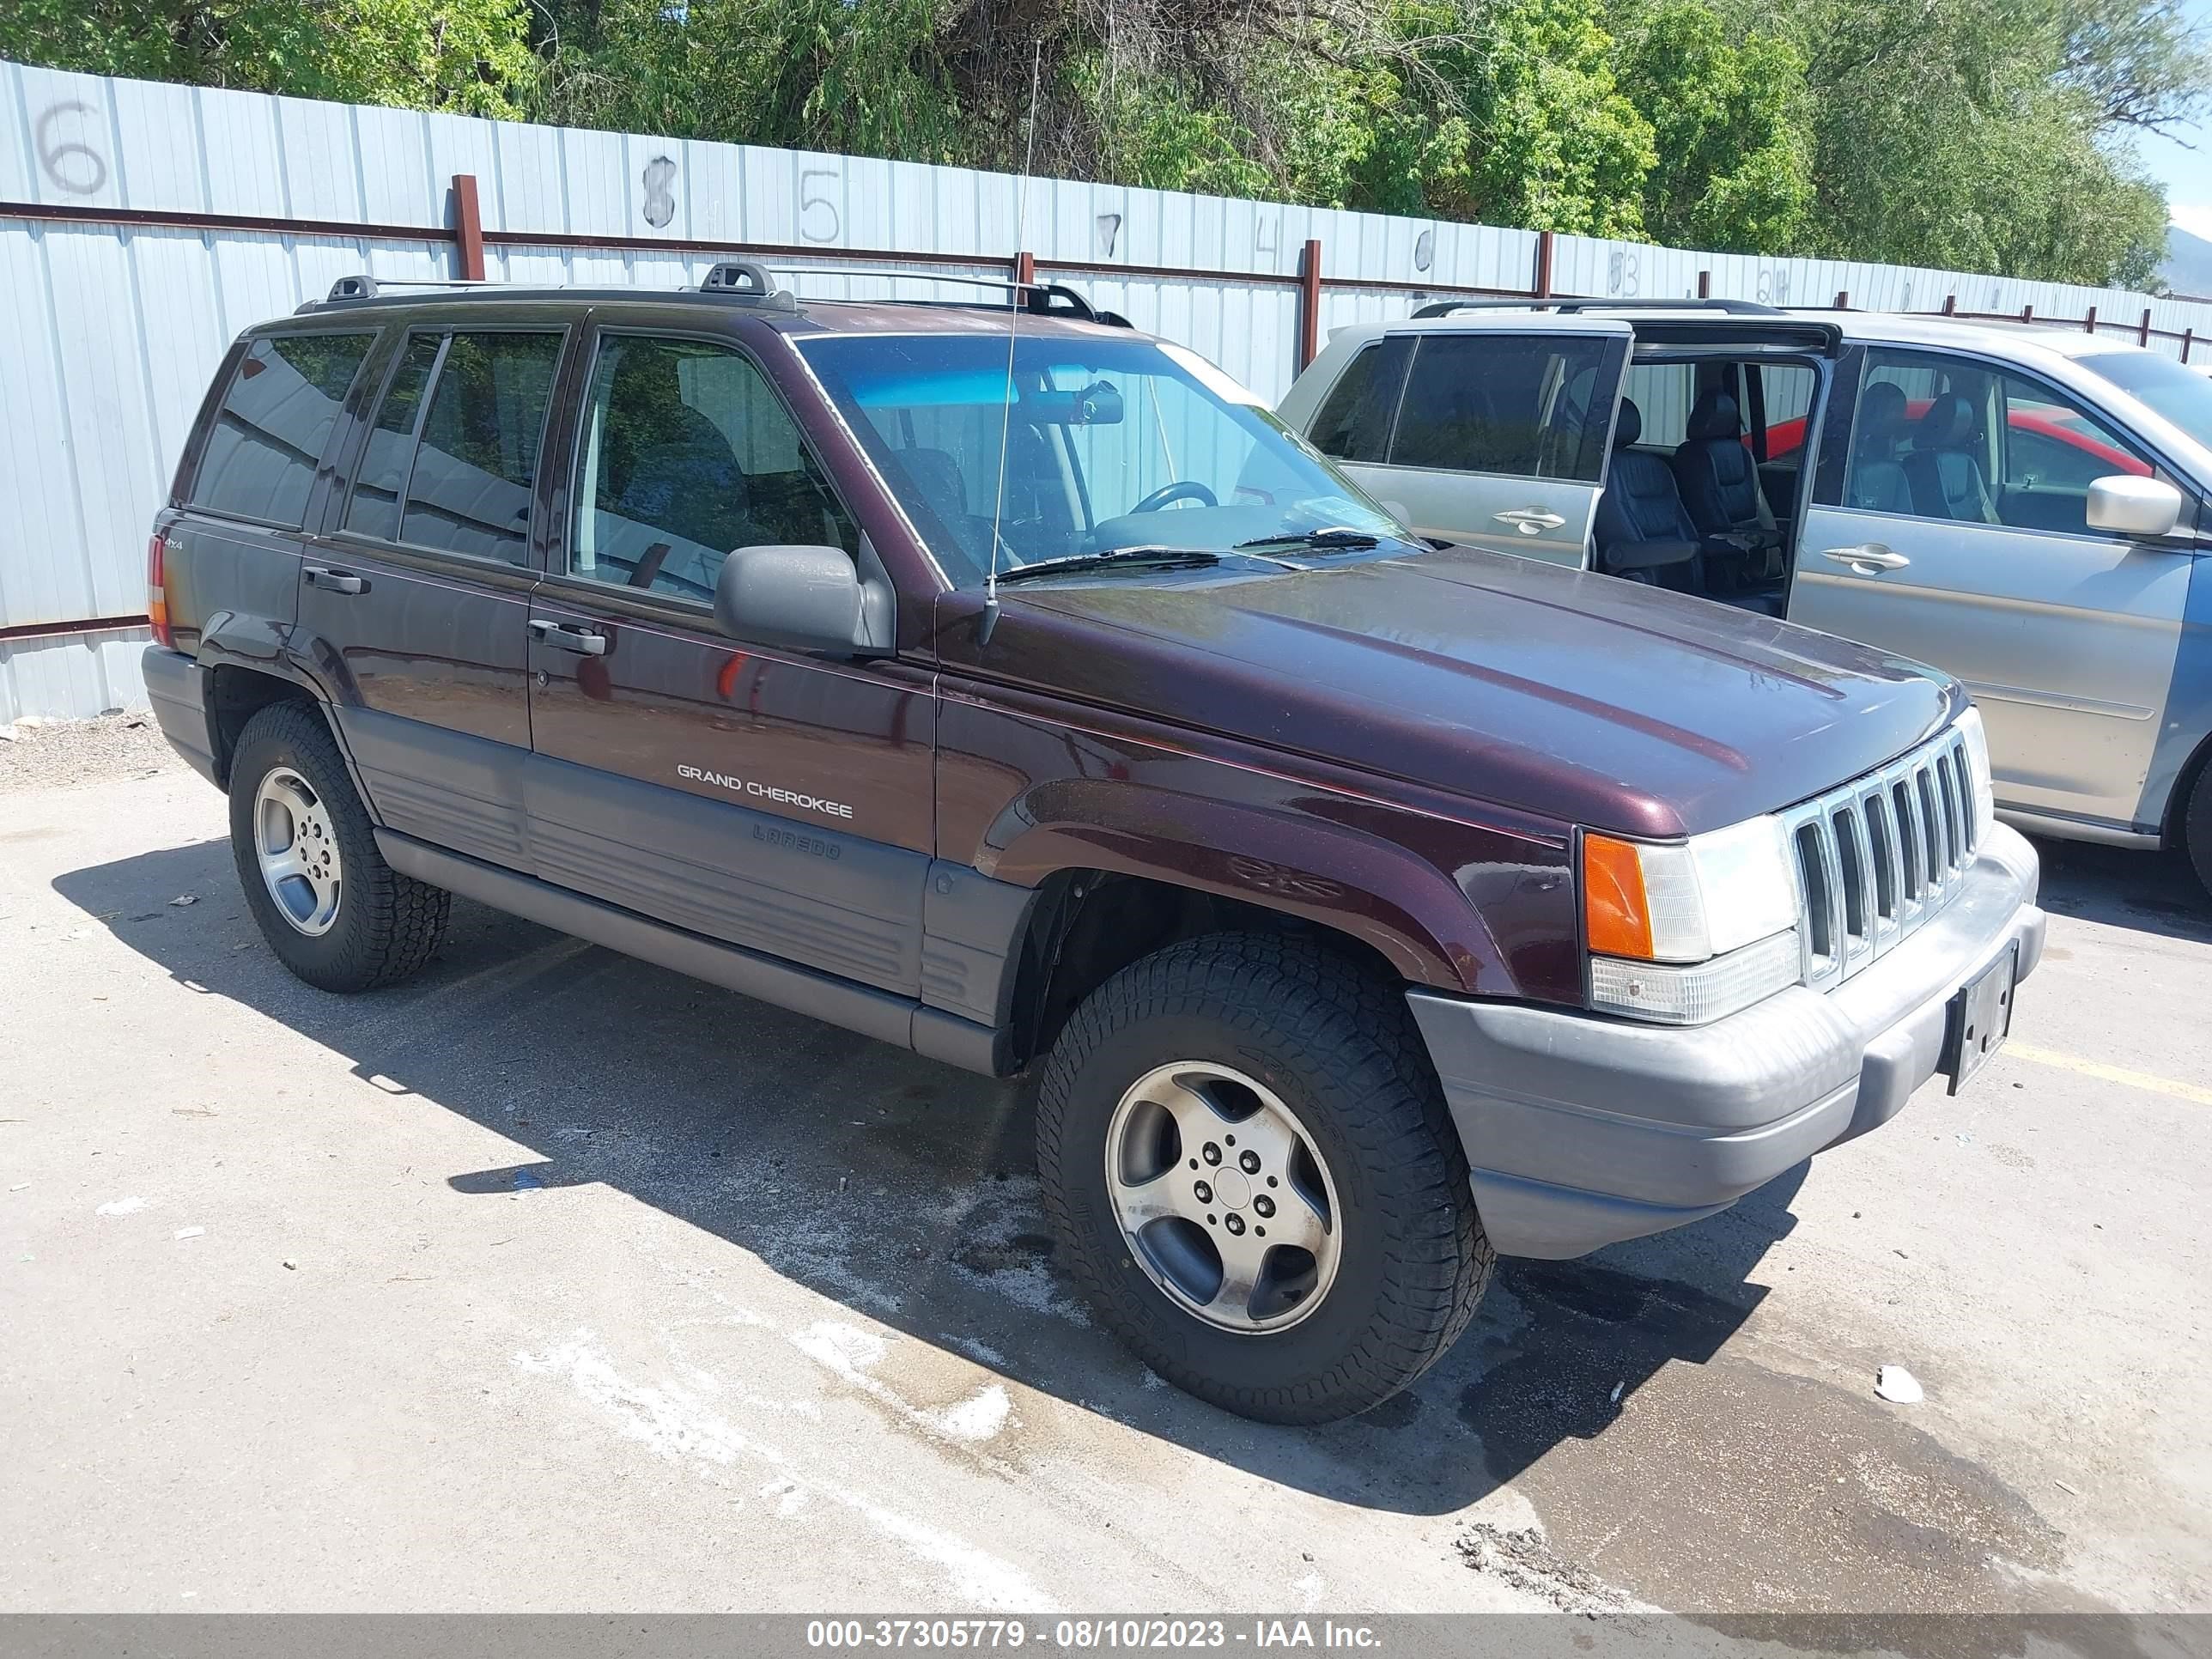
{"left": 1779, "top": 723, "right": 1979, "bottom": 991}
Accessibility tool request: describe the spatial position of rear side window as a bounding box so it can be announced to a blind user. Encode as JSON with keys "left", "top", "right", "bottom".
{"left": 1308, "top": 338, "right": 1409, "bottom": 463}
{"left": 344, "top": 330, "right": 564, "bottom": 563}
{"left": 1389, "top": 334, "right": 1617, "bottom": 482}
{"left": 403, "top": 333, "right": 564, "bottom": 563}
{"left": 191, "top": 333, "right": 374, "bottom": 526}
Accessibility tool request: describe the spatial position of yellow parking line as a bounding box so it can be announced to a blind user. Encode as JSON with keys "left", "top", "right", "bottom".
{"left": 2007, "top": 1042, "right": 2212, "bottom": 1107}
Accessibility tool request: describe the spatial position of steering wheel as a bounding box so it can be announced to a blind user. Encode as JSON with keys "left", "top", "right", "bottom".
{"left": 1129, "top": 481, "right": 1218, "bottom": 514}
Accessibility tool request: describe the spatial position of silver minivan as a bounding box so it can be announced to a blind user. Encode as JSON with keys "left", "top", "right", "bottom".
{"left": 1278, "top": 302, "right": 2212, "bottom": 888}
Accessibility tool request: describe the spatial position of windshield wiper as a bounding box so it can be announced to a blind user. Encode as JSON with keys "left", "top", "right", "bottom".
{"left": 994, "top": 547, "right": 1224, "bottom": 586}
{"left": 1233, "top": 527, "right": 1386, "bottom": 554}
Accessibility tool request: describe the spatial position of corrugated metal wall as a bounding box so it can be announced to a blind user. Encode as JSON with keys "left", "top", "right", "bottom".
{"left": 4, "top": 58, "right": 2209, "bottom": 719}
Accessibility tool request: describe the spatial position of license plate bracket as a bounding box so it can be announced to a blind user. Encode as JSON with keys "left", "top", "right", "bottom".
{"left": 1944, "top": 942, "right": 2019, "bottom": 1095}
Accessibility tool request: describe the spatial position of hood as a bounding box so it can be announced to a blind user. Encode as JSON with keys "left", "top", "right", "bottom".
{"left": 973, "top": 545, "right": 1964, "bottom": 838}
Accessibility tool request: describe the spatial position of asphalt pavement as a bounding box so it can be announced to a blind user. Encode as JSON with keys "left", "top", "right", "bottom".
{"left": 2, "top": 731, "right": 2207, "bottom": 1613}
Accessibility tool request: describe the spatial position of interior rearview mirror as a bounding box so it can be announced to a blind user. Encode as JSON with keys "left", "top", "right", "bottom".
{"left": 714, "top": 543, "right": 895, "bottom": 655}
{"left": 2086, "top": 475, "right": 2184, "bottom": 539}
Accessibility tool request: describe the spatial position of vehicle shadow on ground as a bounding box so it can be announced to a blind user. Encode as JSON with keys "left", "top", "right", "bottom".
{"left": 2026, "top": 835, "right": 2212, "bottom": 945}
{"left": 59, "top": 836, "right": 1798, "bottom": 1520}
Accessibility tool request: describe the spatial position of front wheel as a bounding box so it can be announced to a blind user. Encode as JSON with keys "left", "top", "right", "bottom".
{"left": 2186, "top": 758, "right": 2212, "bottom": 899}
{"left": 1036, "top": 933, "right": 1493, "bottom": 1424}
{"left": 228, "top": 702, "right": 449, "bottom": 993}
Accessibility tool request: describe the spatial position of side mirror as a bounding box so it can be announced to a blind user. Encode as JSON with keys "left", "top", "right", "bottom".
{"left": 714, "top": 544, "right": 893, "bottom": 655}
{"left": 2086, "top": 475, "right": 2184, "bottom": 538}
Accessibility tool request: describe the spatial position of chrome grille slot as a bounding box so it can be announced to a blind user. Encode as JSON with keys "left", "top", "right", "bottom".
{"left": 1780, "top": 723, "right": 1982, "bottom": 991}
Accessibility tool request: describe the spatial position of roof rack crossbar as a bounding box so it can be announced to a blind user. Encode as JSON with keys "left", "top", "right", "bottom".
{"left": 1410, "top": 296, "right": 1784, "bottom": 319}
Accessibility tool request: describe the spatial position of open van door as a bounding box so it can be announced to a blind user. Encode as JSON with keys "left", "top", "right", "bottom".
{"left": 1289, "top": 315, "right": 1632, "bottom": 568}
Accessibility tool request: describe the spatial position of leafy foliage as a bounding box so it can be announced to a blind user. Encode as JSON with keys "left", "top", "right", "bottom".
{"left": 4, "top": 0, "right": 2204, "bottom": 286}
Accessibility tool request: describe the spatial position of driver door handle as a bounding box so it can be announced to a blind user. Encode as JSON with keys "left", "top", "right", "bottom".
{"left": 530, "top": 618, "right": 608, "bottom": 656}
{"left": 1821, "top": 544, "right": 1911, "bottom": 572}
{"left": 302, "top": 565, "right": 365, "bottom": 595}
{"left": 1495, "top": 507, "right": 1566, "bottom": 535}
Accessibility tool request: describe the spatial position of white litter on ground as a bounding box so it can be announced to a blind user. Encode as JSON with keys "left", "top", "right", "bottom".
{"left": 94, "top": 1196, "right": 147, "bottom": 1216}
{"left": 173, "top": 1226, "right": 205, "bottom": 1241}
{"left": 1875, "top": 1364, "right": 1924, "bottom": 1404}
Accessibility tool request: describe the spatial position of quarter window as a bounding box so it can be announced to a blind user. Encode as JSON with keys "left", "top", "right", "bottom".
{"left": 191, "top": 333, "right": 374, "bottom": 526}
{"left": 1389, "top": 335, "right": 1616, "bottom": 482}
{"left": 570, "top": 336, "right": 857, "bottom": 602}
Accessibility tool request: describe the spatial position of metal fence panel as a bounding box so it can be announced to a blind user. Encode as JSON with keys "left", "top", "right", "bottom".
{"left": 4, "top": 58, "right": 2210, "bottom": 719}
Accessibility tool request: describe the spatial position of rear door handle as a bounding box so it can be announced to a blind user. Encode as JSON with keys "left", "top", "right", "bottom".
{"left": 1820, "top": 544, "right": 1911, "bottom": 572}
{"left": 530, "top": 618, "right": 608, "bottom": 656}
{"left": 302, "top": 565, "right": 365, "bottom": 595}
{"left": 1494, "top": 507, "right": 1567, "bottom": 535}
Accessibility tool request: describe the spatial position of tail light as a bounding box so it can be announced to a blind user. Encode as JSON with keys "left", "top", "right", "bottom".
{"left": 147, "top": 530, "right": 173, "bottom": 647}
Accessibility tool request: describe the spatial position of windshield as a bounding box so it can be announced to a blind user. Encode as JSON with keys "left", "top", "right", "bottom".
{"left": 796, "top": 332, "right": 1416, "bottom": 585}
{"left": 2078, "top": 350, "right": 2212, "bottom": 455}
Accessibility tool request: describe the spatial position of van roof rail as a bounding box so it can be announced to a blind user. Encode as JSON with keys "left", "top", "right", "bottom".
{"left": 1410, "top": 296, "right": 1785, "bottom": 319}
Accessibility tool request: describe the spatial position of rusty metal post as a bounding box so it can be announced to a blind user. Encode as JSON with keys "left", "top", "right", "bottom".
{"left": 1297, "top": 239, "right": 1322, "bottom": 372}
{"left": 452, "top": 174, "right": 486, "bottom": 282}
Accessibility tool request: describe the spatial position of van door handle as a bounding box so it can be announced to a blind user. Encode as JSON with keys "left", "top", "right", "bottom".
{"left": 302, "top": 565, "right": 365, "bottom": 595}
{"left": 530, "top": 618, "right": 608, "bottom": 656}
{"left": 1495, "top": 507, "right": 1566, "bottom": 535}
{"left": 1820, "top": 544, "right": 1911, "bottom": 572}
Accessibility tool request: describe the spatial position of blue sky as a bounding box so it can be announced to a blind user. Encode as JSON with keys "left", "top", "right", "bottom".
{"left": 2141, "top": 0, "right": 2211, "bottom": 236}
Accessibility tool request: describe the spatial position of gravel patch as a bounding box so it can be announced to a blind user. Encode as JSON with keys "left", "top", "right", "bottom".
{"left": 0, "top": 712, "right": 188, "bottom": 793}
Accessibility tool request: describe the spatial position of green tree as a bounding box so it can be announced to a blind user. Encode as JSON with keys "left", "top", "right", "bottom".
{"left": 0, "top": 0, "right": 538, "bottom": 116}
{"left": 1611, "top": 0, "right": 1814, "bottom": 252}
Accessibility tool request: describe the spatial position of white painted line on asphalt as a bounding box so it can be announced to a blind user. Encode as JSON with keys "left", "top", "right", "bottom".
{"left": 2008, "top": 1043, "right": 2212, "bottom": 1107}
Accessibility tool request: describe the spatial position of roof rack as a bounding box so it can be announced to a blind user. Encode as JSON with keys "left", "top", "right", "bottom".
{"left": 306, "top": 260, "right": 1127, "bottom": 325}
{"left": 788, "top": 268, "right": 1130, "bottom": 325}
{"left": 1410, "top": 296, "right": 1784, "bottom": 319}
{"left": 693, "top": 259, "right": 798, "bottom": 311}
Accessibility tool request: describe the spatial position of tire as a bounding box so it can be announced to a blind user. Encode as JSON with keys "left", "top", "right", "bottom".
{"left": 1036, "top": 933, "right": 1493, "bottom": 1424}
{"left": 228, "top": 701, "right": 449, "bottom": 993}
{"left": 2187, "top": 759, "right": 2212, "bottom": 900}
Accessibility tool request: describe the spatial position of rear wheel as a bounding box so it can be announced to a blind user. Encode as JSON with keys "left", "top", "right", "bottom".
{"left": 228, "top": 702, "right": 448, "bottom": 992}
{"left": 1036, "top": 933, "right": 1492, "bottom": 1424}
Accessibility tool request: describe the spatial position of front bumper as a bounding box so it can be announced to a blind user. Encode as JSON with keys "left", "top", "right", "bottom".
{"left": 141, "top": 646, "right": 218, "bottom": 786}
{"left": 1408, "top": 821, "right": 2045, "bottom": 1259}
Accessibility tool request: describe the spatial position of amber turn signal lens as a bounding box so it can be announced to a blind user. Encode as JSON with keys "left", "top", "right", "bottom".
{"left": 1583, "top": 833, "right": 1654, "bottom": 960}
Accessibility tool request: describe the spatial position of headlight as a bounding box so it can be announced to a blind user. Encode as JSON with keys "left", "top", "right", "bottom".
{"left": 1957, "top": 705, "right": 1995, "bottom": 837}
{"left": 1582, "top": 816, "right": 1802, "bottom": 1024}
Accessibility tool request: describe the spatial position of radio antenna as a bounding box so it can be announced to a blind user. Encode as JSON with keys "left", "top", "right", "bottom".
{"left": 980, "top": 40, "right": 1043, "bottom": 647}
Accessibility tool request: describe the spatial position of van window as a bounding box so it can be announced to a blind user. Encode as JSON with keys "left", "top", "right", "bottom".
{"left": 191, "top": 334, "right": 374, "bottom": 526}
{"left": 1389, "top": 335, "right": 1616, "bottom": 482}
{"left": 1308, "top": 339, "right": 1410, "bottom": 463}
{"left": 570, "top": 336, "right": 857, "bottom": 603}
{"left": 398, "top": 332, "right": 564, "bottom": 563}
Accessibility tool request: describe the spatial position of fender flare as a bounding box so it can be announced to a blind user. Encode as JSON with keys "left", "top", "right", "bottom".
{"left": 979, "top": 776, "right": 1530, "bottom": 996}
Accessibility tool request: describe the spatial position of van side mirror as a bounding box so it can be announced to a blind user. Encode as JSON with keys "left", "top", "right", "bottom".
{"left": 2086, "top": 475, "right": 2184, "bottom": 538}
{"left": 713, "top": 544, "right": 894, "bottom": 655}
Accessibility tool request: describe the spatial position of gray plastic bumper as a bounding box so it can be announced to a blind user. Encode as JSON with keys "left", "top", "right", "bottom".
{"left": 141, "top": 646, "right": 218, "bottom": 786}
{"left": 1407, "top": 822, "right": 2045, "bottom": 1260}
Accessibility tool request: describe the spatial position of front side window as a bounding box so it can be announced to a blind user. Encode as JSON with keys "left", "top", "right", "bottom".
{"left": 399, "top": 332, "right": 564, "bottom": 563}
{"left": 570, "top": 336, "right": 858, "bottom": 602}
{"left": 2078, "top": 349, "right": 2212, "bottom": 453}
{"left": 1388, "top": 334, "right": 1617, "bottom": 482}
{"left": 191, "top": 333, "right": 374, "bottom": 526}
{"left": 799, "top": 333, "right": 1410, "bottom": 586}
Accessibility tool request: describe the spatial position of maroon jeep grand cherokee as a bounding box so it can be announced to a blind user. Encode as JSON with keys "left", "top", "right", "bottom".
{"left": 143, "top": 264, "right": 2043, "bottom": 1422}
